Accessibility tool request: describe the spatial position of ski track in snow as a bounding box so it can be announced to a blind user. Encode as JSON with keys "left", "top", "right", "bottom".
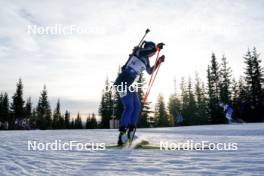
{"left": 1, "top": 123, "right": 264, "bottom": 176}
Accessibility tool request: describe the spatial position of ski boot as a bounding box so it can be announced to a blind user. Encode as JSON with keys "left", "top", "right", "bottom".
{"left": 117, "top": 127, "right": 128, "bottom": 146}
{"left": 127, "top": 125, "right": 136, "bottom": 144}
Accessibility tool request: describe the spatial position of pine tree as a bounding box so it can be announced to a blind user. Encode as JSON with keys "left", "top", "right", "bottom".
{"left": 29, "top": 108, "right": 38, "bottom": 129}
{"left": 207, "top": 54, "right": 225, "bottom": 124}
{"left": 236, "top": 77, "right": 248, "bottom": 119}
{"left": 52, "top": 99, "right": 63, "bottom": 129}
{"left": 112, "top": 91, "right": 123, "bottom": 121}
{"left": 195, "top": 73, "right": 209, "bottom": 124}
{"left": 74, "top": 113, "right": 83, "bottom": 129}
{"left": 58, "top": 117, "right": 65, "bottom": 129}
{"left": 0, "top": 93, "right": 9, "bottom": 123}
{"left": 231, "top": 79, "right": 239, "bottom": 105}
{"left": 11, "top": 78, "right": 25, "bottom": 128}
{"left": 243, "top": 48, "right": 264, "bottom": 121}
{"left": 167, "top": 93, "right": 181, "bottom": 126}
{"left": 86, "top": 113, "right": 98, "bottom": 129}
{"left": 86, "top": 114, "right": 91, "bottom": 129}
{"left": 180, "top": 77, "right": 188, "bottom": 120}
{"left": 24, "top": 97, "right": 32, "bottom": 119}
{"left": 155, "top": 94, "right": 169, "bottom": 127}
{"left": 64, "top": 110, "right": 70, "bottom": 129}
{"left": 219, "top": 56, "right": 232, "bottom": 104}
{"left": 188, "top": 78, "right": 197, "bottom": 116}
{"left": 181, "top": 78, "right": 197, "bottom": 125}
{"left": 0, "top": 93, "right": 3, "bottom": 123}
{"left": 90, "top": 113, "right": 98, "bottom": 128}
{"left": 112, "top": 67, "right": 123, "bottom": 122}
{"left": 70, "top": 118, "right": 75, "bottom": 129}
{"left": 99, "top": 93, "right": 107, "bottom": 128}
{"left": 36, "top": 85, "right": 52, "bottom": 129}
{"left": 99, "top": 78, "right": 113, "bottom": 128}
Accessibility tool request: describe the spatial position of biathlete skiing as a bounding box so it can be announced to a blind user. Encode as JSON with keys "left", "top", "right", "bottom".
{"left": 113, "top": 29, "right": 165, "bottom": 146}
{"left": 219, "top": 102, "right": 234, "bottom": 121}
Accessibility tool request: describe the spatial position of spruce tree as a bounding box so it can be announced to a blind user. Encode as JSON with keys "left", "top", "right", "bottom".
{"left": 112, "top": 68, "right": 123, "bottom": 122}
{"left": 243, "top": 48, "right": 264, "bottom": 121}
{"left": 86, "top": 113, "right": 97, "bottom": 129}
{"left": 52, "top": 99, "right": 63, "bottom": 129}
{"left": 207, "top": 54, "right": 225, "bottom": 124}
{"left": 113, "top": 91, "right": 123, "bottom": 121}
{"left": 11, "top": 78, "right": 25, "bottom": 128}
{"left": 86, "top": 114, "right": 91, "bottom": 129}
{"left": 180, "top": 77, "right": 188, "bottom": 121}
{"left": 180, "top": 77, "right": 194, "bottom": 125}
{"left": 230, "top": 78, "right": 242, "bottom": 120}
{"left": 219, "top": 56, "right": 232, "bottom": 104}
{"left": 0, "top": 93, "right": 9, "bottom": 123}
{"left": 0, "top": 93, "right": 3, "bottom": 123}
{"left": 58, "top": 117, "right": 65, "bottom": 129}
{"left": 30, "top": 108, "right": 38, "bottom": 129}
{"left": 181, "top": 78, "right": 197, "bottom": 125}
{"left": 187, "top": 78, "right": 197, "bottom": 117}
{"left": 70, "top": 118, "right": 75, "bottom": 129}
{"left": 99, "top": 93, "right": 107, "bottom": 128}
{"left": 25, "top": 97, "right": 32, "bottom": 119}
{"left": 99, "top": 78, "right": 113, "bottom": 128}
{"left": 90, "top": 113, "right": 97, "bottom": 128}
{"left": 168, "top": 92, "right": 181, "bottom": 126}
{"left": 36, "top": 85, "right": 52, "bottom": 129}
{"left": 236, "top": 77, "right": 248, "bottom": 119}
{"left": 155, "top": 94, "right": 169, "bottom": 127}
{"left": 74, "top": 113, "right": 83, "bottom": 129}
{"left": 195, "top": 73, "right": 209, "bottom": 124}
{"left": 64, "top": 110, "right": 70, "bottom": 129}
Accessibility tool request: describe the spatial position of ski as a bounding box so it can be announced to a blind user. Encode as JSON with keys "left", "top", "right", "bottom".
{"left": 106, "top": 141, "right": 210, "bottom": 150}
{"left": 106, "top": 138, "right": 150, "bottom": 149}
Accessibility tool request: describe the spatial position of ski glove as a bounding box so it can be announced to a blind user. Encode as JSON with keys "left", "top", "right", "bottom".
{"left": 158, "top": 55, "right": 165, "bottom": 63}
{"left": 157, "top": 43, "right": 165, "bottom": 50}
{"left": 153, "top": 55, "right": 165, "bottom": 71}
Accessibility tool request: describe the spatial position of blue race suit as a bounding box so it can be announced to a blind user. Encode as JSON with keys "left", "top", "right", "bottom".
{"left": 224, "top": 104, "right": 233, "bottom": 120}
{"left": 114, "top": 49, "right": 154, "bottom": 130}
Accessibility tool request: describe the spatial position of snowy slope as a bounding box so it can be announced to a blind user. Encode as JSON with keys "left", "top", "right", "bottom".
{"left": 0, "top": 123, "right": 264, "bottom": 176}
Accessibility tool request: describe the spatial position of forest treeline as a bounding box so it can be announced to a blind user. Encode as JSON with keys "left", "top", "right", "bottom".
{"left": 99, "top": 47, "right": 264, "bottom": 128}
{"left": 1, "top": 47, "right": 263, "bottom": 130}
{"left": 0, "top": 81, "right": 98, "bottom": 130}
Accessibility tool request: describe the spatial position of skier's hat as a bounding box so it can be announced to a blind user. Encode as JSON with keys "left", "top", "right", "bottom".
{"left": 143, "top": 41, "right": 156, "bottom": 49}
{"left": 141, "top": 41, "right": 157, "bottom": 56}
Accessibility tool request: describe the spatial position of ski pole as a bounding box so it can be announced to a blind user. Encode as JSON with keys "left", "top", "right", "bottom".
{"left": 145, "top": 62, "right": 161, "bottom": 103}
{"left": 147, "top": 49, "right": 160, "bottom": 88}
{"left": 137, "top": 28, "right": 150, "bottom": 48}
{"left": 143, "top": 50, "right": 162, "bottom": 104}
{"left": 144, "top": 49, "right": 160, "bottom": 104}
{"left": 143, "top": 64, "right": 161, "bottom": 104}
{"left": 122, "top": 29, "right": 151, "bottom": 71}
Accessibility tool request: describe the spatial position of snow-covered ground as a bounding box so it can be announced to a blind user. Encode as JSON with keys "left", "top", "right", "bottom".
{"left": 1, "top": 123, "right": 264, "bottom": 176}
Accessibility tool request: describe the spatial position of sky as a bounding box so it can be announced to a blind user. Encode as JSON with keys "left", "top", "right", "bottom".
{"left": 0, "top": 0, "right": 264, "bottom": 119}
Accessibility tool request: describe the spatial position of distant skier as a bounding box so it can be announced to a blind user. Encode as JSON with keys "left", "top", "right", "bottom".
{"left": 219, "top": 102, "right": 234, "bottom": 121}
{"left": 114, "top": 41, "right": 165, "bottom": 146}
{"left": 176, "top": 113, "right": 184, "bottom": 126}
